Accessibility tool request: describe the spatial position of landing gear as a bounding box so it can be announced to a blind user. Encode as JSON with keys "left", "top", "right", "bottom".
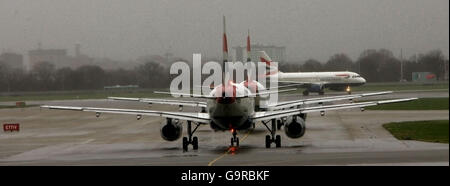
{"left": 302, "top": 90, "right": 309, "bottom": 96}
{"left": 182, "top": 137, "right": 188, "bottom": 151}
{"left": 276, "top": 120, "right": 283, "bottom": 130}
{"left": 182, "top": 121, "right": 201, "bottom": 152}
{"left": 346, "top": 86, "right": 351, "bottom": 95}
{"left": 263, "top": 119, "right": 281, "bottom": 148}
{"left": 265, "top": 135, "right": 281, "bottom": 148}
{"left": 275, "top": 135, "right": 281, "bottom": 148}
{"left": 318, "top": 91, "right": 325, "bottom": 95}
{"left": 192, "top": 136, "right": 198, "bottom": 150}
{"left": 230, "top": 129, "right": 240, "bottom": 147}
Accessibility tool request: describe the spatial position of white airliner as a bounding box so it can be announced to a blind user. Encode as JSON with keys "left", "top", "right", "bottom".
{"left": 41, "top": 16, "right": 417, "bottom": 151}
{"left": 259, "top": 51, "right": 366, "bottom": 96}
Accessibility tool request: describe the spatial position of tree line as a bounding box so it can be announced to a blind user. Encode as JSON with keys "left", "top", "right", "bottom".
{"left": 279, "top": 49, "right": 448, "bottom": 82}
{"left": 0, "top": 61, "right": 170, "bottom": 92}
{"left": 0, "top": 49, "right": 448, "bottom": 92}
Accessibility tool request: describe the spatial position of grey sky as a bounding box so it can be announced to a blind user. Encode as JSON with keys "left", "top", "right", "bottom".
{"left": 0, "top": 0, "right": 448, "bottom": 63}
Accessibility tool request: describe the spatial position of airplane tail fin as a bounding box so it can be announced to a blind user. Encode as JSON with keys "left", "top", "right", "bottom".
{"left": 257, "top": 51, "right": 280, "bottom": 78}
{"left": 222, "top": 16, "right": 228, "bottom": 86}
{"left": 258, "top": 51, "right": 273, "bottom": 66}
{"left": 245, "top": 29, "right": 252, "bottom": 81}
{"left": 222, "top": 16, "right": 228, "bottom": 64}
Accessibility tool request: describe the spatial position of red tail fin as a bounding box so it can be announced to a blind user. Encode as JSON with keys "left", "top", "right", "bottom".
{"left": 258, "top": 51, "right": 273, "bottom": 66}
{"left": 257, "top": 51, "right": 279, "bottom": 78}
{"left": 222, "top": 16, "right": 228, "bottom": 88}
{"left": 222, "top": 16, "right": 228, "bottom": 63}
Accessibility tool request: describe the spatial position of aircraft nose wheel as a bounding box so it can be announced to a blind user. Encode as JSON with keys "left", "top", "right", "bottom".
{"left": 231, "top": 137, "right": 239, "bottom": 147}
{"left": 302, "top": 90, "right": 309, "bottom": 96}
{"left": 263, "top": 119, "right": 282, "bottom": 148}
{"left": 230, "top": 129, "right": 239, "bottom": 147}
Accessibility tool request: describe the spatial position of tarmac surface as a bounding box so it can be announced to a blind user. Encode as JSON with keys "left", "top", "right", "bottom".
{"left": 0, "top": 90, "right": 448, "bottom": 166}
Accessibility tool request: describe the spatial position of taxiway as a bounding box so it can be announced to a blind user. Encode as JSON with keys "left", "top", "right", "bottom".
{"left": 0, "top": 90, "right": 448, "bottom": 165}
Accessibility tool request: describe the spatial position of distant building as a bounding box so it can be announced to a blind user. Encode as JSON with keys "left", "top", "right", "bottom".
{"left": 28, "top": 44, "right": 93, "bottom": 69}
{"left": 28, "top": 49, "right": 67, "bottom": 68}
{"left": 0, "top": 52, "right": 23, "bottom": 69}
{"left": 233, "top": 44, "right": 286, "bottom": 63}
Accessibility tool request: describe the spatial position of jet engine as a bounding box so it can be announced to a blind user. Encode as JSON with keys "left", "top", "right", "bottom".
{"left": 160, "top": 118, "right": 183, "bottom": 141}
{"left": 284, "top": 116, "right": 306, "bottom": 139}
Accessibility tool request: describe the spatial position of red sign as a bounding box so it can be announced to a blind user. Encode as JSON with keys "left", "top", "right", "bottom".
{"left": 426, "top": 74, "right": 436, "bottom": 79}
{"left": 3, "top": 123, "right": 20, "bottom": 132}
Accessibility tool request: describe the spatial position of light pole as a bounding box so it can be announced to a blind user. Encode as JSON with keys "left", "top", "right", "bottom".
{"left": 400, "top": 48, "right": 403, "bottom": 82}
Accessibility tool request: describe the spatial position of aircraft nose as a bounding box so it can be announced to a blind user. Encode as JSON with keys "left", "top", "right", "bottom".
{"left": 361, "top": 77, "right": 366, "bottom": 84}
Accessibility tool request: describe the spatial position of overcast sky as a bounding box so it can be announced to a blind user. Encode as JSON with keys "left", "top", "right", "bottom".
{"left": 0, "top": 0, "right": 448, "bottom": 62}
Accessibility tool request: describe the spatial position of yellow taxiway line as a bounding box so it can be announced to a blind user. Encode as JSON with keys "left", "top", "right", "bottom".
{"left": 208, "top": 129, "right": 253, "bottom": 166}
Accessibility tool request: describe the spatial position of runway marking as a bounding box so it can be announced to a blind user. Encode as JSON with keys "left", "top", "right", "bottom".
{"left": 208, "top": 129, "right": 253, "bottom": 166}
{"left": 395, "top": 89, "right": 449, "bottom": 93}
{"left": 79, "top": 139, "right": 95, "bottom": 144}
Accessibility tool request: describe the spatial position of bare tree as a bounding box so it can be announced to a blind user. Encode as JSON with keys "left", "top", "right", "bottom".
{"left": 325, "top": 53, "right": 353, "bottom": 71}
{"left": 301, "top": 59, "right": 323, "bottom": 72}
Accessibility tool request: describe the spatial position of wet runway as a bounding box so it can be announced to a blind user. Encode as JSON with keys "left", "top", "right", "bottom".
{"left": 0, "top": 90, "right": 448, "bottom": 165}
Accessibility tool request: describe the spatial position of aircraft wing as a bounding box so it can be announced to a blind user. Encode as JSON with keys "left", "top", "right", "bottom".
{"left": 40, "top": 105, "right": 210, "bottom": 123}
{"left": 154, "top": 89, "right": 297, "bottom": 98}
{"left": 253, "top": 98, "right": 417, "bottom": 121}
{"left": 153, "top": 91, "right": 214, "bottom": 98}
{"left": 108, "top": 97, "right": 207, "bottom": 107}
{"left": 266, "top": 91, "right": 393, "bottom": 110}
{"left": 197, "top": 84, "right": 303, "bottom": 90}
